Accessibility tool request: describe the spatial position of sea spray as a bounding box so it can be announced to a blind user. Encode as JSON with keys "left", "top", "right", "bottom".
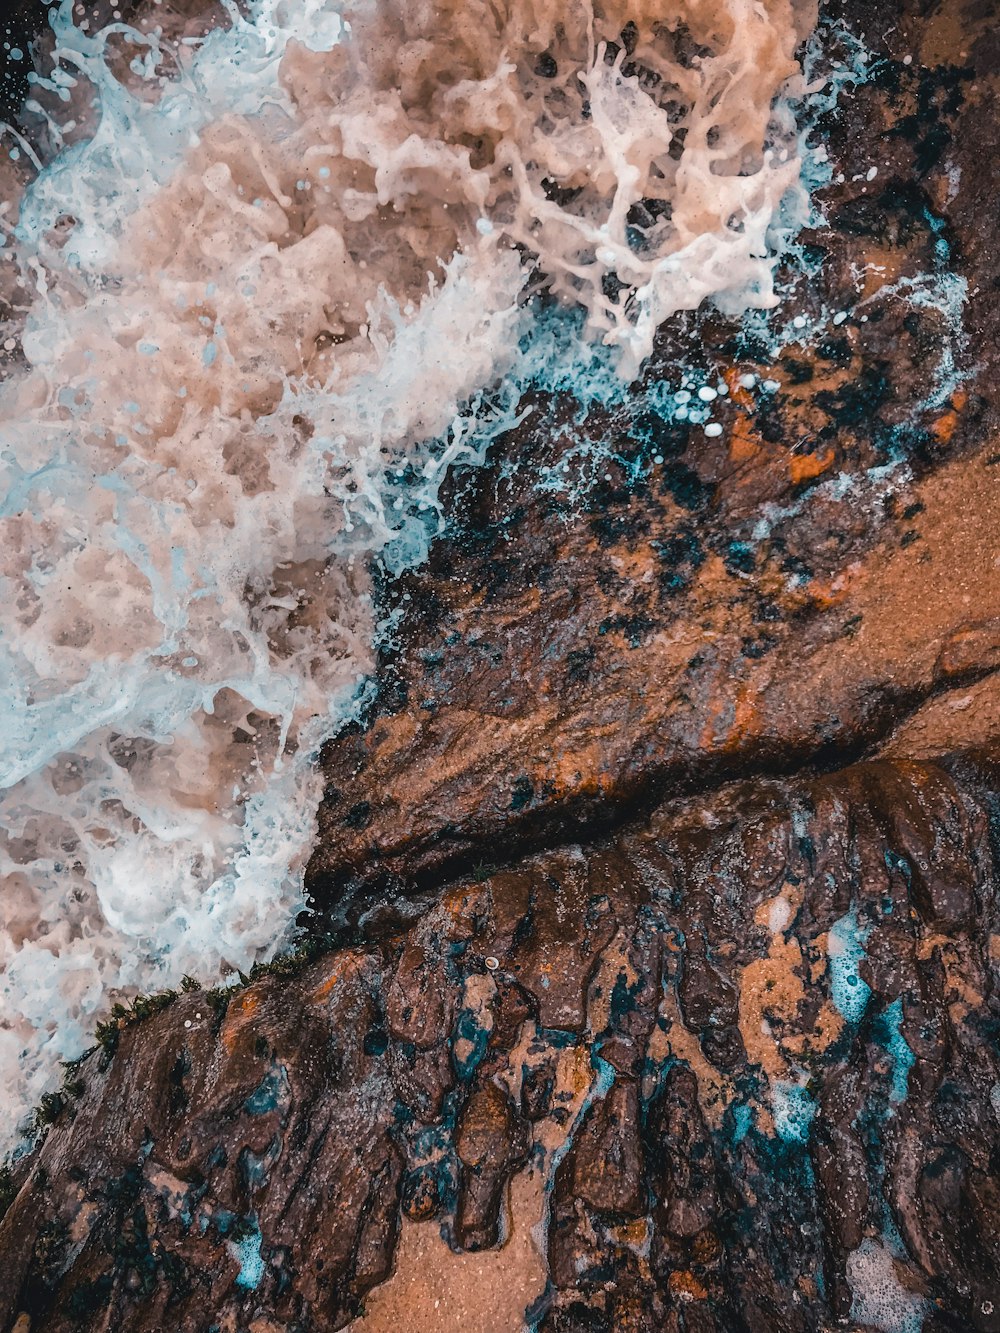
{"left": 2, "top": 0, "right": 821, "bottom": 1147}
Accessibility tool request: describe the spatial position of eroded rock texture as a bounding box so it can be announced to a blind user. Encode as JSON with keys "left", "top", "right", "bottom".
{"left": 4, "top": 753, "right": 1000, "bottom": 1331}
{"left": 4, "top": 0, "right": 1000, "bottom": 1330}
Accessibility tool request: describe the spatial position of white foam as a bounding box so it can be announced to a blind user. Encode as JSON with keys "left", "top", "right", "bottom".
{"left": 847, "top": 1238, "right": 929, "bottom": 1333}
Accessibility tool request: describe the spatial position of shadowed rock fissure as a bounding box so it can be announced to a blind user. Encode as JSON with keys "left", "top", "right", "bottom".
{"left": 311, "top": 662, "right": 1000, "bottom": 945}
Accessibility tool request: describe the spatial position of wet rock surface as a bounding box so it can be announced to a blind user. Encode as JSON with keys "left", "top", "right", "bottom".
{"left": 307, "top": 0, "right": 1000, "bottom": 907}
{"left": 5, "top": 0, "right": 1000, "bottom": 1330}
{"left": 5, "top": 752, "right": 1000, "bottom": 1331}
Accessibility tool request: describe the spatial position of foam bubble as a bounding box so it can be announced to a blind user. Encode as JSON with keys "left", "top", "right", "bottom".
{"left": 771, "top": 1078, "right": 816, "bottom": 1144}
{"left": 848, "top": 1238, "right": 929, "bottom": 1333}
{"left": 828, "top": 907, "right": 872, "bottom": 1023}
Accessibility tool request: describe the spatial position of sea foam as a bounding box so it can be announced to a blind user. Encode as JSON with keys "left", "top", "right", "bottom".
{"left": 2, "top": 0, "right": 818, "bottom": 1147}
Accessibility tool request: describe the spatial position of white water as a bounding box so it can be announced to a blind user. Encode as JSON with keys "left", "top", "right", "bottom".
{"left": 1, "top": 0, "right": 820, "bottom": 1147}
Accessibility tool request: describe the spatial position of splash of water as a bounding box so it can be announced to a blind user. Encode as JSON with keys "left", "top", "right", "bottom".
{"left": 1, "top": 0, "right": 820, "bottom": 1146}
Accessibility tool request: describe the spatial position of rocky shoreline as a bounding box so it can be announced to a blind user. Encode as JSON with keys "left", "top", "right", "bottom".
{"left": 4, "top": 0, "right": 1000, "bottom": 1329}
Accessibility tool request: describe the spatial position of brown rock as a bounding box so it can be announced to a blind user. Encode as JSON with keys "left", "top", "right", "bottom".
{"left": 454, "top": 1080, "right": 530, "bottom": 1251}
{"left": 4, "top": 749, "right": 1000, "bottom": 1330}
{"left": 567, "top": 1080, "right": 644, "bottom": 1219}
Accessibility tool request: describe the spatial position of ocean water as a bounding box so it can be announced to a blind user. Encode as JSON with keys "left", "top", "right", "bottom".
{"left": 0, "top": 0, "right": 827, "bottom": 1149}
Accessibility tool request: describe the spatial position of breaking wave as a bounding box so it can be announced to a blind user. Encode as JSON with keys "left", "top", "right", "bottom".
{"left": 1, "top": 0, "right": 822, "bottom": 1145}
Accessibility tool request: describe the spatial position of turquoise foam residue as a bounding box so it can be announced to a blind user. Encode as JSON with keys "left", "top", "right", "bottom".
{"left": 519, "top": 304, "right": 627, "bottom": 411}
{"left": 526, "top": 304, "right": 740, "bottom": 505}
{"left": 732, "top": 1103, "right": 753, "bottom": 1144}
{"left": 228, "top": 1217, "right": 265, "bottom": 1290}
{"left": 882, "top": 999, "right": 916, "bottom": 1106}
{"left": 866, "top": 269, "right": 969, "bottom": 415}
{"left": 244, "top": 1065, "right": 290, "bottom": 1117}
{"left": 828, "top": 908, "right": 872, "bottom": 1024}
{"left": 772, "top": 1080, "right": 816, "bottom": 1145}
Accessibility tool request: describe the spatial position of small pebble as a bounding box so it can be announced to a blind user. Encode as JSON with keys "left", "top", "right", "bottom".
{"left": 484, "top": 956, "right": 500, "bottom": 971}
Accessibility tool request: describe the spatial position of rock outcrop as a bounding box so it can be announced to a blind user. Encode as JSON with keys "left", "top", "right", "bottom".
{"left": 306, "top": 0, "right": 1000, "bottom": 909}
{"left": 4, "top": 751, "right": 1000, "bottom": 1331}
